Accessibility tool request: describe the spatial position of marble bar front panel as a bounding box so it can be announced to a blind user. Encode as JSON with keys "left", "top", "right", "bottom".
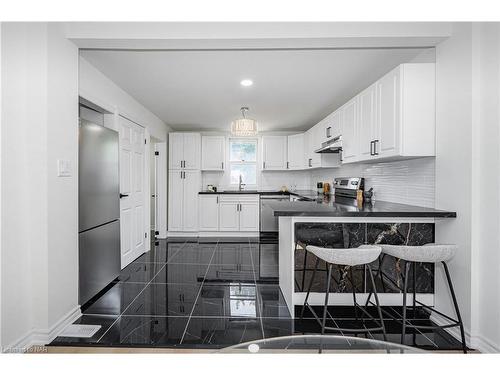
{"left": 294, "top": 222, "right": 435, "bottom": 294}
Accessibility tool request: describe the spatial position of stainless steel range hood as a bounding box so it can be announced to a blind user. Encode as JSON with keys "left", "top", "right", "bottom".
{"left": 315, "top": 135, "right": 342, "bottom": 153}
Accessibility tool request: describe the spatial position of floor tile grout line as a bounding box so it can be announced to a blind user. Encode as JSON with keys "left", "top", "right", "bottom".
{"left": 179, "top": 239, "right": 220, "bottom": 344}
{"left": 94, "top": 239, "right": 191, "bottom": 343}
{"left": 247, "top": 236, "right": 265, "bottom": 339}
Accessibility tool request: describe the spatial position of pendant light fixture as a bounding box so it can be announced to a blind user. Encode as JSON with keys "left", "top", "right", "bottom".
{"left": 230, "top": 107, "right": 258, "bottom": 136}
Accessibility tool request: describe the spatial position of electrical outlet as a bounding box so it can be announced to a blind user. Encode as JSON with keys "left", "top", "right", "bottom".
{"left": 57, "top": 159, "right": 72, "bottom": 177}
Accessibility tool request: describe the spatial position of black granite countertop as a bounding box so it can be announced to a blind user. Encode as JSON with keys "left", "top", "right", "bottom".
{"left": 267, "top": 195, "right": 456, "bottom": 218}
{"left": 199, "top": 190, "right": 296, "bottom": 195}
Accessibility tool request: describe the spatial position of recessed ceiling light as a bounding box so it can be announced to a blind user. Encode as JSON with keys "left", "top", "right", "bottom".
{"left": 240, "top": 79, "right": 253, "bottom": 87}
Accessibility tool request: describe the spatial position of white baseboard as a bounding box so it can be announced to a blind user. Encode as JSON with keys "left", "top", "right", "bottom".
{"left": 430, "top": 313, "right": 499, "bottom": 353}
{"left": 3, "top": 305, "right": 81, "bottom": 353}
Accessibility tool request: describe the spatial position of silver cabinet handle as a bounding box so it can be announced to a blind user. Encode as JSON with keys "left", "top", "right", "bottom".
{"left": 326, "top": 126, "right": 331, "bottom": 138}
{"left": 221, "top": 162, "right": 224, "bottom": 169}
{"left": 263, "top": 161, "right": 266, "bottom": 169}
{"left": 286, "top": 161, "right": 289, "bottom": 169}
{"left": 373, "top": 140, "right": 379, "bottom": 156}
{"left": 216, "top": 196, "right": 219, "bottom": 204}
{"left": 370, "top": 141, "right": 374, "bottom": 156}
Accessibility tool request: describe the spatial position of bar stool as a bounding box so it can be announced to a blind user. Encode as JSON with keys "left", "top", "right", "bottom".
{"left": 300, "top": 244, "right": 387, "bottom": 340}
{"left": 379, "top": 244, "right": 467, "bottom": 353}
{"left": 294, "top": 223, "right": 350, "bottom": 291}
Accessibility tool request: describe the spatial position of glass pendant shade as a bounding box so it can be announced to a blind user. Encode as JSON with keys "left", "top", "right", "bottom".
{"left": 230, "top": 118, "right": 258, "bottom": 136}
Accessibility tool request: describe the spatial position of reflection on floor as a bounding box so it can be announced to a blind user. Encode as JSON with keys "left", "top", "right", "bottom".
{"left": 50, "top": 238, "right": 463, "bottom": 350}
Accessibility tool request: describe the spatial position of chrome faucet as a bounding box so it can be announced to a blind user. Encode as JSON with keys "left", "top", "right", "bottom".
{"left": 239, "top": 175, "right": 246, "bottom": 191}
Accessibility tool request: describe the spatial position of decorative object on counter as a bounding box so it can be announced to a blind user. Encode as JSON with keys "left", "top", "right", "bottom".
{"left": 207, "top": 184, "right": 217, "bottom": 192}
{"left": 316, "top": 182, "right": 323, "bottom": 194}
{"left": 363, "top": 188, "right": 374, "bottom": 203}
{"left": 280, "top": 186, "right": 288, "bottom": 193}
{"left": 230, "top": 107, "right": 258, "bottom": 136}
{"left": 323, "top": 182, "right": 331, "bottom": 194}
{"left": 356, "top": 189, "right": 364, "bottom": 205}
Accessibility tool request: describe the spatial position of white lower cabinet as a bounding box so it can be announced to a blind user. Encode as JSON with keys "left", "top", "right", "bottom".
{"left": 168, "top": 170, "right": 201, "bottom": 232}
{"left": 219, "top": 201, "right": 240, "bottom": 231}
{"left": 239, "top": 200, "right": 260, "bottom": 232}
{"left": 199, "top": 194, "right": 260, "bottom": 233}
{"left": 198, "top": 195, "right": 219, "bottom": 231}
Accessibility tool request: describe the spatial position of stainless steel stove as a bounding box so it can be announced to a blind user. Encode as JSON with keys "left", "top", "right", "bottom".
{"left": 333, "top": 177, "right": 364, "bottom": 199}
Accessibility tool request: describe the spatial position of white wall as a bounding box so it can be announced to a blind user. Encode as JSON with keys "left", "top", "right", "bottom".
{"left": 434, "top": 23, "right": 500, "bottom": 353}
{"left": 79, "top": 56, "right": 171, "bottom": 141}
{"left": 1, "top": 23, "right": 80, "bottom": 350}
{"left": 473, "top": 22, "right": 500, "bottom": 353}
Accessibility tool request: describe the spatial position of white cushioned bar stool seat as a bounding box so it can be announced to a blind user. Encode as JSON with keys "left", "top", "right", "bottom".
{"left": 306, "top": 244, "right": 382, "bottom": 266}
{"left": 301, "top": 245, "right": 387, "bottom": 341}
{"left": 380, "top": 244, "right": 456, "bottom": 263}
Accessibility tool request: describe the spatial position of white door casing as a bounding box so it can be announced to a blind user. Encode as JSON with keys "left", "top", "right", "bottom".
{"left": 119, "top": 116, "right": 146, "bottom": 268}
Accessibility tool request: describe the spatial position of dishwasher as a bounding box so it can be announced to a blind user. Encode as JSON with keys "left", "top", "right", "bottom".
{"left": 260, "top": 194, "right": 290, "bottom": 239}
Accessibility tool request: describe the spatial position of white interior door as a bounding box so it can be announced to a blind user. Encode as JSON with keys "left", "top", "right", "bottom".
{"left": 119, "top": 116, "right": 146, "bottom": 268}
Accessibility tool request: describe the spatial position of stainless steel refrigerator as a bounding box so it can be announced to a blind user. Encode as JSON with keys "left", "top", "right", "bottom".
{"left": 78, "top": 115, "right": 121, "bottom": 306}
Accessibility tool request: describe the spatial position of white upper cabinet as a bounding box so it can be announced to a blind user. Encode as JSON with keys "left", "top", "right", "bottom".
{"left": 169, "top": 133, "right": 184, "bottom": 170}
{"left": 169, "top": 132, "right": 201, "bottom": 170}
{"left": 183, "top": 133, "right": 201, "bottom": 169}
{"left": 357, "top": 84, "right": 377, "bottom": 160}
{"left": 287, "top": 133, "right": 305, "bottom": 170}
{"left": 341, "top": 98, "right": 358, "bottom": 162}
{"left": 308, "top": 63, "right": 436, "bottom": 165}
{"left": 262, "top": 136, "right": 287, "bottom": 170}
{"left": 201, "top": 136, "right": 225, "bottom": 171}
{"left": 367, "top": 63, "right": 435, "bottom": 161}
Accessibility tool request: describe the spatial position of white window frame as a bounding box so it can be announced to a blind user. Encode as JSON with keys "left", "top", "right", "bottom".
{"left": 228, "top": 138, "right": 258, "bottom": 189}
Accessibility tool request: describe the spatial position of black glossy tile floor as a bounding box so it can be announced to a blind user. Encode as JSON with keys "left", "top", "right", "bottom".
{"left": 50, "top": 238, "right": 463, "bottom": 350}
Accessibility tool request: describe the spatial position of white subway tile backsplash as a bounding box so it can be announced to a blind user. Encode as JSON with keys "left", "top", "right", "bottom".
{"left": 310, "top": 158, "right": 435, "bottom": 208}
{"left": 202, "top": 157, "right": 435, "bottom": 207}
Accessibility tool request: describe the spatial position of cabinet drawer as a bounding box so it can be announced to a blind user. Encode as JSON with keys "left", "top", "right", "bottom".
{"left": 219, "top": 194, "right": 259, "bottom": 202}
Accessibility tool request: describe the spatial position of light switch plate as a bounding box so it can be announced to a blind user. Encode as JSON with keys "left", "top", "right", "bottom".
{"left": 57, "top": 159, "right": 71, "bottom": 177}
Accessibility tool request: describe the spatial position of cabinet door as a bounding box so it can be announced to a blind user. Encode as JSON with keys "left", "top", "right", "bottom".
{"left": 262, "top": 136, "right": 287, "bottom": 170}
{"left": 358, "top": 84, "right": 376, "bottom": 160}
{"left": 341, "top": 98, "right": 358, "bottom": 162}
{"left": 182, "top": 170, "right": 200, "bottom": 231}
{"left": 219, "top": 202, "right": 239, "bottom": 231}
{"left": 239, "top": 201, "right": 260, "bottom": 232}
{"left": 169, "top": 133, "right": 184, "bottom": 170}
{"left": 183, "top": 133, "right": 201, "bottom": 170}
{"left": 287, "top": 134, "right": 304, "bottom": 169}
{"left": 168, "top": 170, "right": 184, "bottom": 231}
{"left": 201, "top": 136, "right": 225, "bottom": 171}
{"left": 376, "top": 68, "right": 400, "bottom": 158}
{"left": 309, "top": 125, "right": 322, "bottom": 168}
{"left": 199, "top": 195, "right": 219, "bottom": 231}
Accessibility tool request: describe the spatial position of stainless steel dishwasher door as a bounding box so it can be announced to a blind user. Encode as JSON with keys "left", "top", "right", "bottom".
{"left": 260, "top": 195, "right": 290, "bottom": 232}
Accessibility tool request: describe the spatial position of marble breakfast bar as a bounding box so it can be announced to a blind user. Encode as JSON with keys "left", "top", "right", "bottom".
{"left": 269, "top": 197, "right": 457, "bottom": 318}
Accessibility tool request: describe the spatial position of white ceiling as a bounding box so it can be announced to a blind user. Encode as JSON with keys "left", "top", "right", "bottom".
{"left": 81, "top": 48, "right": 431, "bottom": 131}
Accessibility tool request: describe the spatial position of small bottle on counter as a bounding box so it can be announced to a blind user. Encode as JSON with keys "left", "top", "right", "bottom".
{"left": 317, "top": 182, "right": 323, "bottom": 195}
